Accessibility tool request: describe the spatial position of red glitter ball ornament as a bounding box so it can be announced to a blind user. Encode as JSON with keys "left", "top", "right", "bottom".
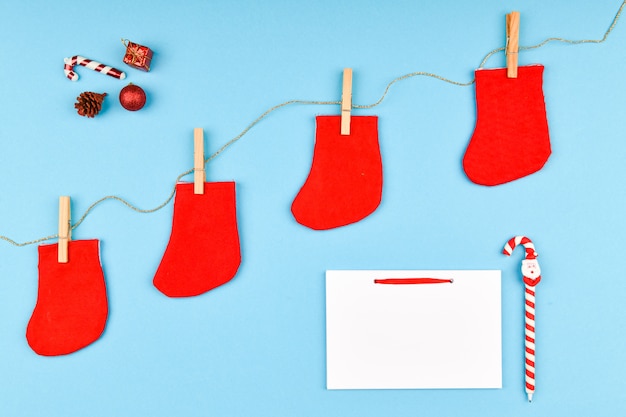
{"left": 119, "top": 83, "right": 146, "bottom": 111}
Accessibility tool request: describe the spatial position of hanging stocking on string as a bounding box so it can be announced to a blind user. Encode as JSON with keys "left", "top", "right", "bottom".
{"left": 463, "top": 12, "right": 551, "bottom": 186}
{"left": 26, "top": 197, "right": 108, "bottom": 356}
{"left": 291, "top": 69, "right": 383, "bottom": 230}
{"left": 153, "top": 129, "right": 241, "bottom": 297}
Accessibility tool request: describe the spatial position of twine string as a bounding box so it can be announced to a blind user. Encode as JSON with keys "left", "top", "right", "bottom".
{"left": 478, "top": 1, "right": 625, "bottom": 68}
{"left": 2, "top": 1, "right": 625, "bottom": 247}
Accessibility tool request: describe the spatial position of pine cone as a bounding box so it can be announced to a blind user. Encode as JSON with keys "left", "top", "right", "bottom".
{"left": 74, "top": 92, "right": 107, "bottom": 118}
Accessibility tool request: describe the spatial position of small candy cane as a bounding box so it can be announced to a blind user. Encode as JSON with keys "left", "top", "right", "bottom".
{"left": 64, "top": 55, "right": 126, "bottom": 82}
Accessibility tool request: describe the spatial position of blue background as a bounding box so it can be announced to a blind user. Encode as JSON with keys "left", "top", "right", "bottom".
{"left": 1, "top": 0, "right": 625, "bottom": 416}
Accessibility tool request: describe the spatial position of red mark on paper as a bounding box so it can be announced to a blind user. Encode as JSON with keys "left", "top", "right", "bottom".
{"left": 374, "top": 278, "right": 453, "bottom": 285}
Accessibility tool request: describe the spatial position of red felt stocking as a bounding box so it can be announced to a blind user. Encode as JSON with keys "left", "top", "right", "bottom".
{"left": 463, "top": 65, "right": 551, "bottom": 186}
{"left": 291, "top": 115, "right": 383, "bottom": 230}
{"left": 26, "top": 239, "right": 108, "bottom": 356}
{"left": 153, "top": 182, "right": 241, "bottom": 297}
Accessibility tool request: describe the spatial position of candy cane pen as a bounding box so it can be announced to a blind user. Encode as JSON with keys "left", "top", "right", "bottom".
{"left": 64, "top": 55, "right": 126, "bottom": 81}
{"left": 503, "top": 236, "right": 542, "bottom": 403}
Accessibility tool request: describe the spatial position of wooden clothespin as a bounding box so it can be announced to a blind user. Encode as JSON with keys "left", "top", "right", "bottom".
{"left": 58, "top": 196, "right": 71, "bottom": 263}
{"left": 506, "top": 11, "right": 520, "bottom": 78}
{"left": 341, "top": 68, "right": 353, "bottom": 135}
{"left": 194, "top": 128, "right": 205, "bottom": 195}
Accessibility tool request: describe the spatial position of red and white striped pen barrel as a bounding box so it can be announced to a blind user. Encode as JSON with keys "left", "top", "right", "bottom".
{"left": 524, "top": 283, "right": 537, "bottom": 401}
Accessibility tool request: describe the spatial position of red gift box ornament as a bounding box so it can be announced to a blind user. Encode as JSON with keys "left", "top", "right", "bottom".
{"left": 121, "top": 38, "right": 152, "bottom": 71}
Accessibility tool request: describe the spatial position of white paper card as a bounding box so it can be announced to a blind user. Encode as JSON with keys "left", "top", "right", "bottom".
{"left": 326, "top": 270, "right": 502, "bottom": 390}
